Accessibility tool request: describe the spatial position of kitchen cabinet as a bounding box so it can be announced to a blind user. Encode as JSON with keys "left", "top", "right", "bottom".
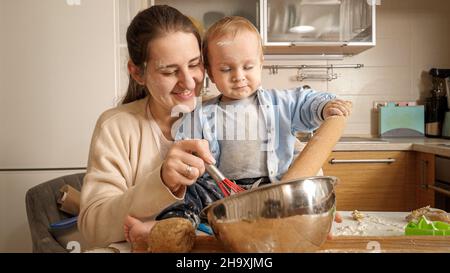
{"left": 263, "top": 0, "right": 376, "bottom": 55}
{"left": 149, "top": 0, "right": 376, "bottom": 56}
{"left": 149, "top": 0, "right": 261, "bottom": 32}
{"left": 322, "top": 151, "right": 416, "bottom": 211}
{"left": 415, "top": 153, "right": 435, "bottom": 208}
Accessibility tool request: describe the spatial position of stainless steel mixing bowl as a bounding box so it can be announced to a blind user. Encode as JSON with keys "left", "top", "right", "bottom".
{"left": 202, "top": 176, "right": 338, "bottom": 253}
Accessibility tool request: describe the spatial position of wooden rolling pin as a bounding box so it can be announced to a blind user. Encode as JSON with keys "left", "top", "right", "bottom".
{"left": 281, "top": 116, "right": 347, "bottom": 182}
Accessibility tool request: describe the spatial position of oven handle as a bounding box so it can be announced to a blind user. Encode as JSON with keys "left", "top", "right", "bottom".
{"left": 427, "top": 184, "right": 450, "bottom": 197}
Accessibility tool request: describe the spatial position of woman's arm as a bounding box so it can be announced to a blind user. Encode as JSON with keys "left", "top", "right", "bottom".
{"left": 78, "top": 113, "right": 215, "bottom": 247}
{"left": 78, "top": 113, "right": 181, "bottom": 247}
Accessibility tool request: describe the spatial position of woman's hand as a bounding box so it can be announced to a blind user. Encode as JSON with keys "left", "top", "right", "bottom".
{"left": 322, "top": 99, "right": 352, "bottom": 119}
{"left": 161, "top": 139, "right": 215, "bottom": 196}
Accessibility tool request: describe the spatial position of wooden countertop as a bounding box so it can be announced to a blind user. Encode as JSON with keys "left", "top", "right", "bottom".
{"left": 192, "top": 235, "right": 450, "bottom": 253}
{"left": 106, "top": 212, "right": 450, "bottom": 253}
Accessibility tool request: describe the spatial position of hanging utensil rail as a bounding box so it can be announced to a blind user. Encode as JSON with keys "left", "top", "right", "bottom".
{"left": 263, "top": 64, "right": 364, "bottom": 81}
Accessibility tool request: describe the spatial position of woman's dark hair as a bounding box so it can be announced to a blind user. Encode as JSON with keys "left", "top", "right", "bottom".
{"left": 122, "top": 5, "right": 202, "bottom": 104}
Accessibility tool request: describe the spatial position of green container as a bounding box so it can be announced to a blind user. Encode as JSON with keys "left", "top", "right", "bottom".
{"left": 405, "top": 216, "right": 450, "bottom": 236}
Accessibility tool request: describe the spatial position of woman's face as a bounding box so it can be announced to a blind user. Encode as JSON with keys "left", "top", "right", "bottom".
{"left": 144, "top": 31, "right": 204, "bottom": 117}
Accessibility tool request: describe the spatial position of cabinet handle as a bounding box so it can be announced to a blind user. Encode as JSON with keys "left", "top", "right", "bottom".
{"left": 420, "top": 160, "right": 428, "bottom": 190}
{"left": 290, "top": 42, "right": 348, "bottom": 47}
{"left": 426, "top": 184, "right": 450, "bottom": 197}
{"left": 329, "top": 158, "right": 396, "bottom": 164}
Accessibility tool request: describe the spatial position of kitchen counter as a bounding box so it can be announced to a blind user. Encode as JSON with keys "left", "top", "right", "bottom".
{"left": 99, "top": 211, "right": 450, "bottom": 253}
{"left": 192, "top": 211, "right": 450, "bottom": 253}
{"left": 332, "top": 137, "right": 450, "bottom": 157}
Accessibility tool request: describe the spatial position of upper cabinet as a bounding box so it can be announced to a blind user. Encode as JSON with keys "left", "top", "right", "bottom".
{"left": 263, "top": 0, "right": 376, "bottom": 55}
{"left": 149, "top": 0, "right": 376, "bottom": 56}
{"left": 150, "top": 0, "right": 261, "bottom": 33}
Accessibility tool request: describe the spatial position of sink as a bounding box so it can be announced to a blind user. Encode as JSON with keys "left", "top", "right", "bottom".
{"left": 338, "top": 137, "right": 388, "bottom": 143}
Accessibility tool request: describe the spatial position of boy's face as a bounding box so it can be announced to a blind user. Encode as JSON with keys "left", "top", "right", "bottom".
{"left": 207, "top": 30, "right": 262, "bottom": 102}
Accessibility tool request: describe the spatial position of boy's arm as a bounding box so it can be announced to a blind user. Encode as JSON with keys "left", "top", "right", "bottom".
{"left": 283, "top": 87, "right": 337, "bottom": 132}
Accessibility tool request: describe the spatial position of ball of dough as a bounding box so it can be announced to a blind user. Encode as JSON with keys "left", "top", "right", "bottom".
{"left": 147, "top": 218, "right": 196, "bottom": 253}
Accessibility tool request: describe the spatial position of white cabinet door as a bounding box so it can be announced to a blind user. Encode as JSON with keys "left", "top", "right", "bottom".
{"left": 0, "top": 0, "right": 117, "bottom": 169}
{"left": 0, "top": 171, "right": 83, "bottom": 252}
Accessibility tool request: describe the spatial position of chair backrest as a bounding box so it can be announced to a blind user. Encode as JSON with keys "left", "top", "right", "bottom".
{"left": 25, "top": 173, "right": 85, "bottom": 253}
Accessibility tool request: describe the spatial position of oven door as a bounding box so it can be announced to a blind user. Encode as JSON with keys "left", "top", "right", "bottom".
{"left": 433, "top": 156, "right": 450, "bottom": 211}
{"left": 434, "top": 181, "right": 450, "bottom": 211}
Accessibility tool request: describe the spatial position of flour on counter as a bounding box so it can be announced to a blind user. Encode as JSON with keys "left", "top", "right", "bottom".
{"left": 332, "top": 211, "right": 407, "bottom": 236}
{"left": 365, "top": 215, "right": 405, "bottom": 230}
{"left": 334, "top": 221, "right": 368, "bottom": 235}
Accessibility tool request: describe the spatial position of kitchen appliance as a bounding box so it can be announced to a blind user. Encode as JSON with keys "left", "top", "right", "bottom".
{"left": 442, "top": 74, "right": 450, "bottom": 138}
{"left": 0, "top": 0, "right": 117, "bottom": 251}
{"left": 443, "top": 112, "right": 450, "bottom": 139}
{"left": 379, "top": 102, "right": 424, "bottom": 137}
{"left": 425, "top": 69, "right": 450, "bottom": 137}
{"left": 434, "top": 156, "right": 450, "bottom": 212}
{"left": 202, "top": 176, "right": 337, "bottom": 253}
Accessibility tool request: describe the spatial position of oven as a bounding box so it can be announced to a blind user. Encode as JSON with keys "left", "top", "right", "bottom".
{"left": 434, "top": 156, "right": 450, "bottom": 211}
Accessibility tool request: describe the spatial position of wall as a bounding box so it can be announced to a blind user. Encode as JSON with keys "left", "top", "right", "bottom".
{"left": 0, "top": 0, "right": 116, "bottom": 252}
{"left": 204, "top": 0, "right": 450, "bottom": 136}
{"left": 331, "top": 0, "right": 450, "bottom": 135}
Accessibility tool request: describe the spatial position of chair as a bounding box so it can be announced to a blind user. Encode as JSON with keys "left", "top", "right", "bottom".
{"left": 25, "top": 173, "right": 85, "bottom": 253}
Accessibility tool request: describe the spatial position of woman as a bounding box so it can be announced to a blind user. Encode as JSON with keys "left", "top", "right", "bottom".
{"left": 78, "top": 5, "right": 214, "bottom": 250}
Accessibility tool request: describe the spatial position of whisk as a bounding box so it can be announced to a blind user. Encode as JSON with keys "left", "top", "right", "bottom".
{"left": 205, "top": 164, "right": 245, "bottom": 197}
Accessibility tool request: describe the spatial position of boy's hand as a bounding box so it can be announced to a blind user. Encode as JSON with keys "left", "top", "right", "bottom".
{"left": 322, "top": 99, "right": 352, "bottom": 119}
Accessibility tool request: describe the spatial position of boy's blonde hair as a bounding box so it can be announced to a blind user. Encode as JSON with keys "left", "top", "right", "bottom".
{"left": 202, "top": 16, "right": 263, "bottom": 68}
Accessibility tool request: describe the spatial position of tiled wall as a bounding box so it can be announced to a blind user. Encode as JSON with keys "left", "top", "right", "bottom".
{"left": 330, "top": 1, "right": 444, "bottom": 135}
{"left": 268, "top": 0, "right": 450, "bottom": 136}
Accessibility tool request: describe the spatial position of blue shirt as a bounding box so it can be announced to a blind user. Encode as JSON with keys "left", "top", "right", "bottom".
{"left": 174, "top": 86, "right": 336, "bottom": 182}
